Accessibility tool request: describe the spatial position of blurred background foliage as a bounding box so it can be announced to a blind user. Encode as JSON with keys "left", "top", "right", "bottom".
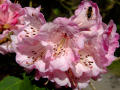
{"left": 13, "top": 0, "right": 120, "bottom": 25}
{"left": 0, "top": 0, "right": 120, "bottom": 90}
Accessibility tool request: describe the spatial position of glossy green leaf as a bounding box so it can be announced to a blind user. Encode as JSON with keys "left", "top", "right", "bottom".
{"left": 0, "top": 76, "right": 47, "bottom": 90}
{"left": 0, "top": 76, "right": 22, "bottom": 90}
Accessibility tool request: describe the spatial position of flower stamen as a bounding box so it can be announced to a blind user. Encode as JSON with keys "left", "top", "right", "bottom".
{"left": 3, "top": 24, "right": 11, "bottom": 30}
{"left": 53, "top": 38, "right": 66, "bottom": 57}
{"left": 0, "top": 31, "right": 13, "bottom": 44}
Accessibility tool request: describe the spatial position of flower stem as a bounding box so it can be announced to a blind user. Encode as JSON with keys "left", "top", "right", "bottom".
{"left": 29, "top": 0, "right": 32, "bottom": 7}
{"left": 89, "top": 82, "right": 96, "bottom": 90}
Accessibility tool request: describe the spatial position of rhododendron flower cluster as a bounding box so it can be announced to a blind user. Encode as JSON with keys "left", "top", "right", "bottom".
{"left": 0, "top": 0, "right": 119, "bottom": 90}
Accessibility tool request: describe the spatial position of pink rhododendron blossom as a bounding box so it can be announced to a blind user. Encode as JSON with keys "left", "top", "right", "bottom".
{"left": 20, "top": 7, "right": 46, "bottom": 29}
{"left": 16, "top": 17, "right": 79, "bottom": 71}
{"left": 0, "top": 3, "right": 24, "bottom": 31}
{"left": 16, "top": 7, "right": 46, "bottom": 70}
{"left": 71, "top": 20, "right": 118, "bottom": 90}
{"left": 15, "top": 17, "right": 102, "bottom": 89}
{"left": 13, "top": 0, "right": 119, "bottom": 90}
{"left": 95, "top": 20, "right": 119, "bottom": 67}
{"left": 17, "top": 6, "right": 46, "bottom": 43}
{"left": 0, "top": 1, "right": 24, "bottom": 54}
{"left": 68, "top": 5, "right": 119, "bottom": 89}
{"left": 36, "top": 17, "right": 84, "bottom": 71}
{"left": 35, "top": 70, "right": 71, "bottom": 87}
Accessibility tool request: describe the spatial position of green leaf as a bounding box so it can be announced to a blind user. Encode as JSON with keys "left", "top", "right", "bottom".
{"left": 0, "top": 76, "right": 49, "bottom": 90}
{"left": 108, "top": 60, "right": 120, "bottom": 76}
{"left": 117, "top": 25, "right": 120, "bottom": 34}
{"left": 0, "top": 76, "right": 22, "bottom": 90}
{"left": 20, "top": 76, "right": 33, "bottom": 90}
{"left": 53, "top": 8, "right": 60, "bottom": 15}
{"left": 33, "top": 85, "right": 47, "bottom": 90}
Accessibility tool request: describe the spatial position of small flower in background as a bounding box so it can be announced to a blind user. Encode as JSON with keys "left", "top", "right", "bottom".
{"left": 0, "top": 0, "right": 24, "bottom": 54}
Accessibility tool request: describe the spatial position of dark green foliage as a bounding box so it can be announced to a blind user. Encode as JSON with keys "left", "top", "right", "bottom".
{"left": 0, "top": 75, "right": 48, "bottom": 90}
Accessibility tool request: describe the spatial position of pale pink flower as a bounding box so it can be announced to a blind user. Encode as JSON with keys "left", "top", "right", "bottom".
{"left": 95, "top": 20, "right": 119, "bottom": 67}
{"left": 14, "top": 1, "right": 119, "bottom": 90}
{"left": 67, "top": 20, "right": 119, "bottom": 90}
{"left": 16, "top": 7, "right": 46, "bottom": 70}
{"left": 36, "top": 17, "right": 86, "bottom": 72}
{"left": 16, "top": 17, "right": 119, "bottom": 90}
{"left": 17, "top": 6, "right": 46, "bottom": 43}
{"left": 16, "top": 17, "right": 79, "bottom": 71}
{"left": 70, "top": 0, "right": 102, "bottom": 29}
{"left": 35, "top": 70, "right": 71, "bottom": 87}
{"left": 20, "top": 7, "right": 46, "bottom": 29}
{"left": 16, "top": 17, "right": 88, "bottom": 88}
{"left": 67, "top": 1, "right": 119, "bottom": 88}
{"left": 18, "top": 17, "right": 104, "bottom": 89}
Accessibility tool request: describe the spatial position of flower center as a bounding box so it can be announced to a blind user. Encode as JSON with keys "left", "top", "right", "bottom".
{"left": 78, "top": 51, "right": 93, "bottom": 69}
{"left": 53, "top": 38, "right": 66, "bottom": 57}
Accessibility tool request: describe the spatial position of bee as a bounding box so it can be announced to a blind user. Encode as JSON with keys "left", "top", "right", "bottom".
{"left": 0, "top": 31, "right": 13, "bottom": 44}
{"left": 86, "top": 6, "right": 93, "bottom": 19}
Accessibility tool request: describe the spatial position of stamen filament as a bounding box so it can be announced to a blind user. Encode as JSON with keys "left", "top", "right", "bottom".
{"left": 53, "top": 38, "right": 66, "bottom": 57}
